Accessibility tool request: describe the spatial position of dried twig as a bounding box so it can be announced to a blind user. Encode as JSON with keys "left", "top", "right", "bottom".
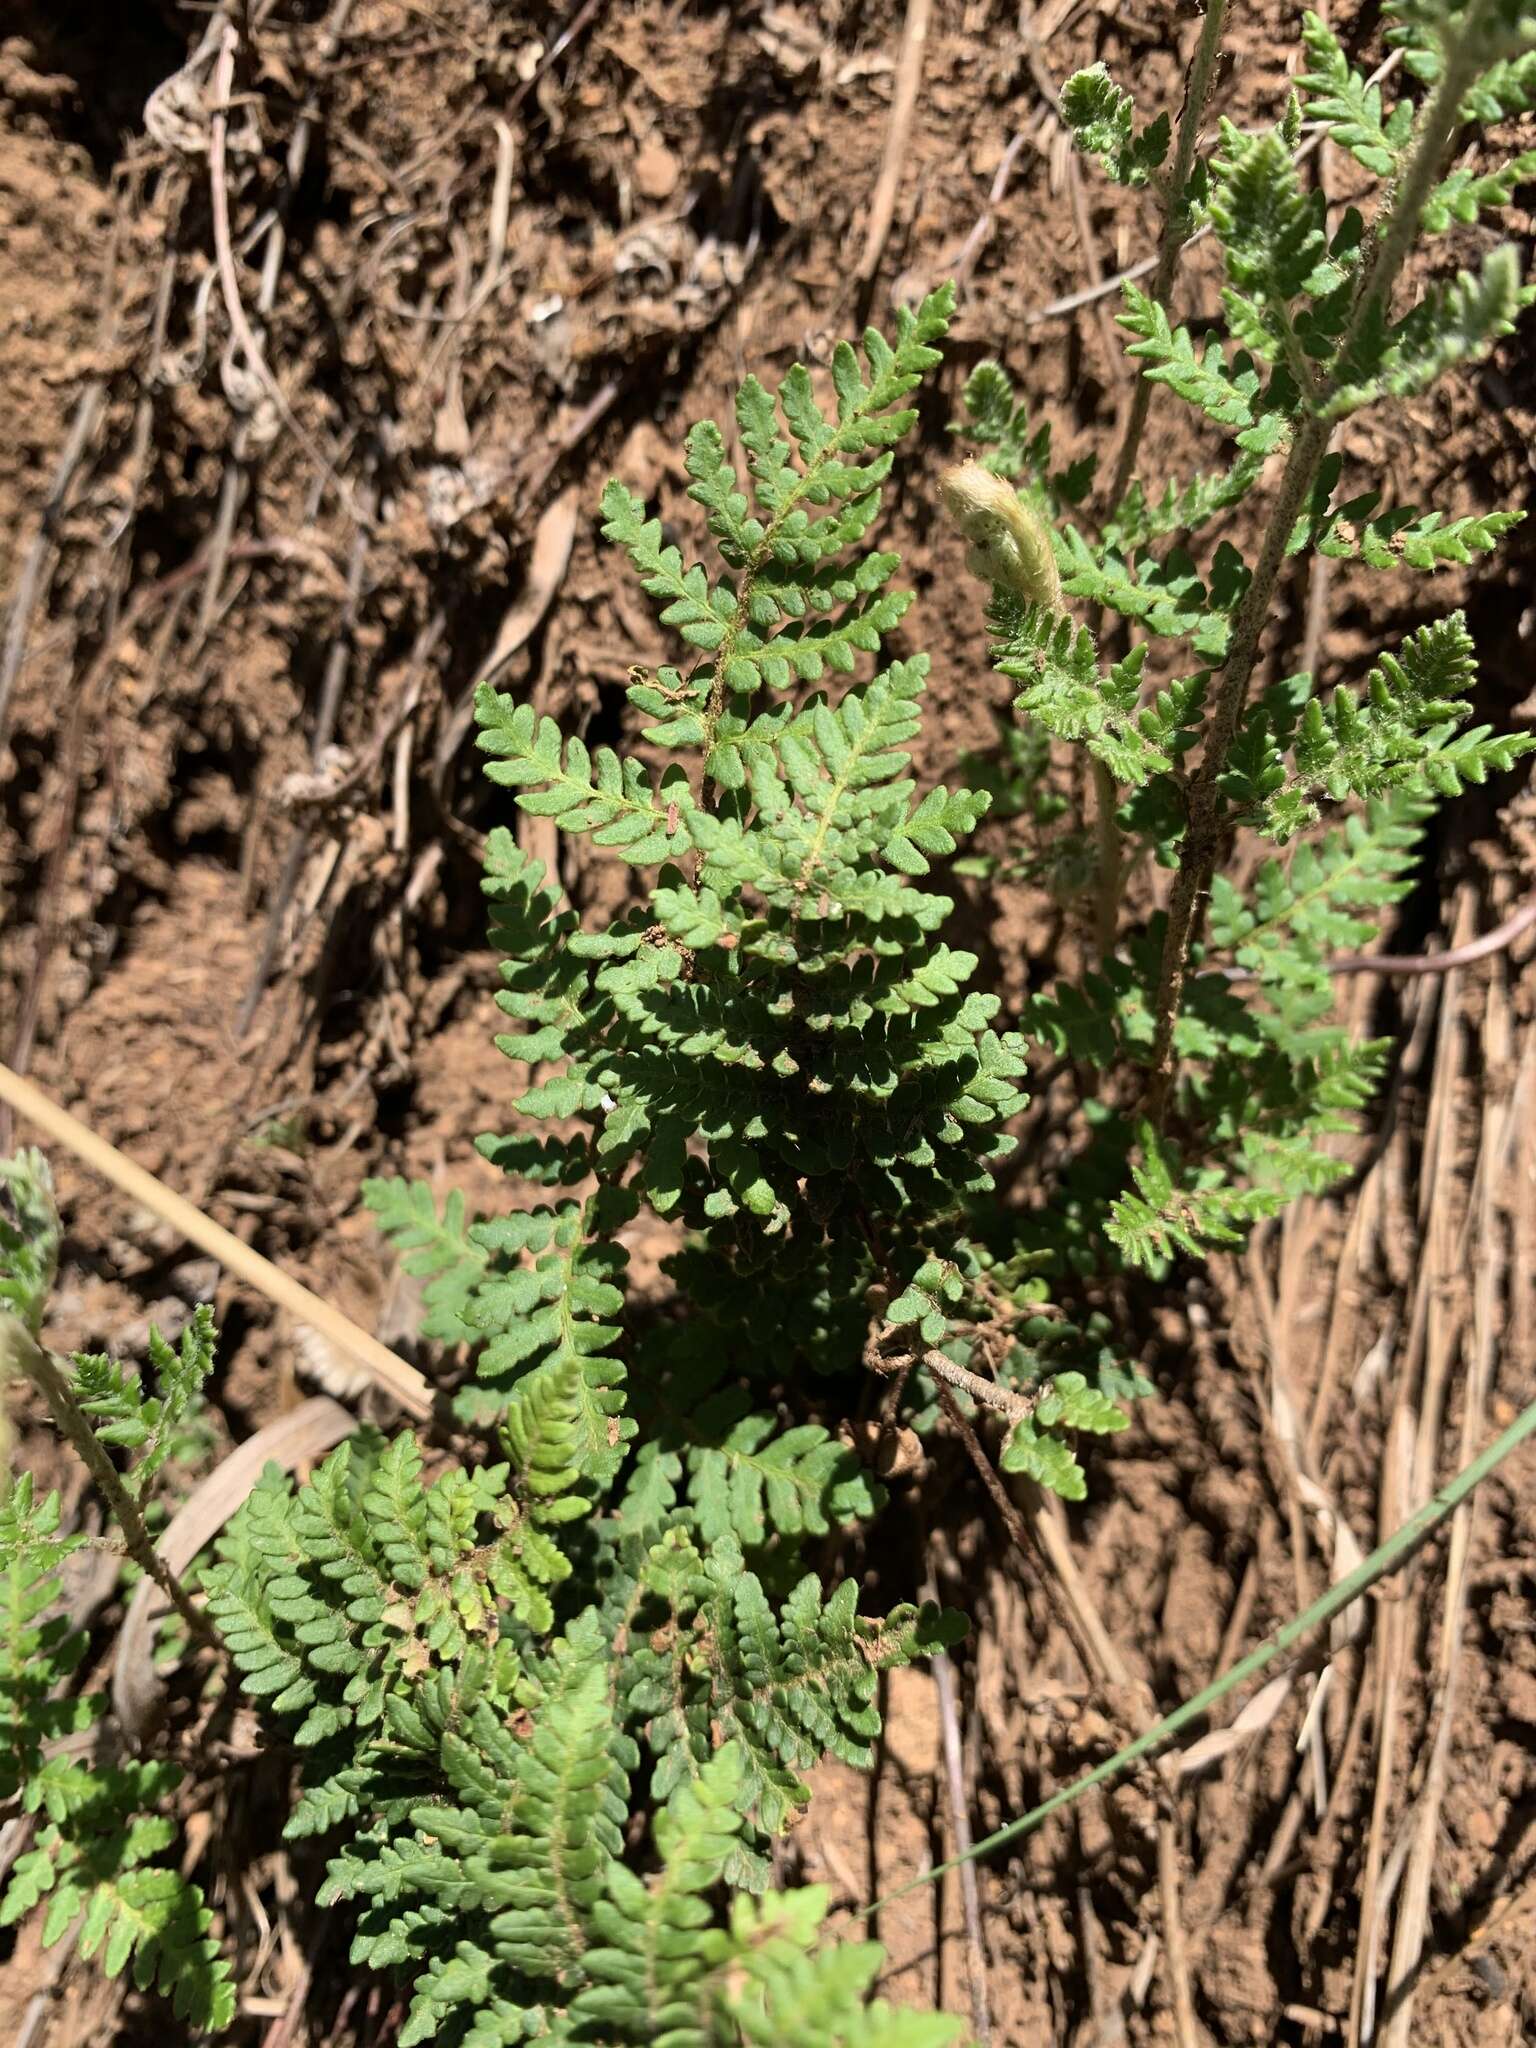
{"left": 436, "top": 488, "right": 580, "bottom": 781}
{"left": 1103, "top": 0, "right": 1228, "bottom": 506}
{"left": 208, "top": 21, "right": 368, "bottom": 527}
{"left": 1019, "top": 1480, "right": 1203, "bottom": 2048}
{"left": 5, "top": 527, "right": 337, "bottom": 1106}
{"left": 1380, "top": 979, "right": 1518, "bottom": 2045}
{"left": 420, "top": 116, "right": 516, "bottom": 405}
{"left": 854, "top": 0, "right": 932, "bottom": 296}
{"left": 952, "top": 131, "right": 1028, "bottom": 297}
{"left": 923, "top": 1563, "right": 990, "bottom": 2046}
{"left": 1412, "top": 1868, "right": 1536, "bottom": 2007}
{"left": 921, "top": 1349, "right": 1034, "bottom": 1423}
{"left": 876, "top": 1387, "right": 1536, "bottom": 1912}
{"left": 260, "top": 1907, "right": 334, "bottom": 2048}
{"left": 508, "top": 0, "right": 607, "bottom": 113}
{"left": 236, "top": 521, "right": 372, "bottom": 1037}
{"left": 0, "top": 382, "right": 109, "bottom": 760}
{"left": 0, "top": 1063, "right": 431, "bottom": 1419}
{"left": 1350, "top": 901, "right": 1472, "bottom": 2047}
{"left": 1017, "top": 11, "right": 1123, "bottom": 380}
{"left": 462, "top": 375, "right": 623, "bottom": 524}
{"left": 935, "top": 1386, "right": 1202, "bottom": 2047}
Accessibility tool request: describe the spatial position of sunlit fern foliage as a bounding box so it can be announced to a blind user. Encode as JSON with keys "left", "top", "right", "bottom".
{"left": 953, "top": 0, "right": 1534, "bottom": 1300}
{"left": 204, "top": 1369, "right": 964, "bottom": 2039}
{"left": 4, "top": 4, "right": 1534, "bottom": 2039}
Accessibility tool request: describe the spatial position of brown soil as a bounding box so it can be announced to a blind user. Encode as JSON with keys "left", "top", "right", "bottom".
{"left": 2, "top": 2, "right": 1535, "bottom": 2043}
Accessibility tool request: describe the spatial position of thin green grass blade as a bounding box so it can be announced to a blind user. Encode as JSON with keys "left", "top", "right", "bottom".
{"left": 871, "top": 1393, "right": 1536, "bottom": 1910}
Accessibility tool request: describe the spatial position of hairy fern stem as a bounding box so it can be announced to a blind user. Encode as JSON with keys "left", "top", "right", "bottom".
{"left": 1106, "top": 0, "right": 1230, "bottom": 509}
{"left": 1, "top": 1317, "right": 212, "bottom": 1645}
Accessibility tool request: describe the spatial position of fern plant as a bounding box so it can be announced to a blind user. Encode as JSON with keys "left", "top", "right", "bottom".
{"left": 3, "top": 1, "right": 1534, "bottom": 2038}
{"left": 937, "top": 0, "right": 1533, "bottom": 1343}
{"left": 368, "top": 281, "right": 1116, "bottom": 1510}
{"left": 4, "top": 1149, "right": 967, "bottom": 2041}
{"left": 367, "top": 0, "right": 1533, "bottom": 1550}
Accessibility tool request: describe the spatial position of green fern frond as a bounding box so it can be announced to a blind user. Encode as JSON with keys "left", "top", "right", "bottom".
{"left": 948, "top": 359, "right": 1095, "bottom": 506}
{"left": 0, "top": 1477, "right": 90, "bottom": 1806}
{"left": 463, "top": 1198, "right": 631, "bottom": 1460}
{"left": 600, "top": 284, "right": 952, "bottom": 753}
{"left": 1107, "top": 1124, "right": 1292, "bottom": 1269}
{"left": 363, "top": 1179, "right": 489, "bottom": 1345}
{"left": 499, "top": 1351, "right": 597, "bottom": 1525}
{"left": 410, "top": 1613, "right": 631, "bottom": 1982}
{"left": 1057, "top": 529, "right": 1247, "bottom": 659}
{"left": 621, "top": 1366, "right": 882, "bottom": 1550}
{"left": 1210, "top": 122, "right": 1330, "bottom": 315}
{"left": 1208, "top": 787, "right": 1434, "bottom": 985}
{"left": 1289, "top": 463, "right": 1524, "bottom": 566}
{"left": 0, "top": 1147, "right": 60, "bottom": 1337}
{"left": 1000, "top": 1372, "right": 1131, "bottom": 1503}
{"left": 719, "top": 1887, "right": 966, "bottom": 2046}
{"left": 1061, "top": 63, "right": 1172, "bottom": 187}
{"left": 567, "top": 1741, "right": 746, "bottom": 2041}
{"left": 208, "top": 1426, "right": 595, "bottom": 1749}
{"left": 0, "top": 1593, "right": 234, "bottom": 2044}
{"left": 1105, "top": 450, "right": 1268, "bottom": 550}
{"left": 993, "top": 594, "right": 1202, "bottom": 788}
{"left": 1290, "top": 613, "right": 1475, "bottom": 796}
{"left": 631, "top": 1534, "right": 965, "bottom": 1837}
{"left": 1329, "top": 244, "right": 1531, "bottom": 411}
{"left": 999, "top": 1417, "right": 1091, "bottom": 1501}
{"left": 1298, "top": 13, "right": 1413, "bottom": 175}
{"left": 1424, "top": 148, "right": 1536, "bottom": 230}
{"left": 1220, "top": 615, "right": 1534, "bottom": 837}
{"left": 950, "top": 359, "right": 1048, "bottom": 478}
{"left": 1460, "top": 46, "right": 1536, "bottom": 122}
{"left": 475, "top": 695, "right": 696, "bottom": 864}
{"left": 68, "top": 1305, "right": 217, "bottom": 1499}
{"left": 6, "top": 1846, "right": 234, "bottom": 2030}
{"left": 1117, "top": 285, "right": 1288, "bottom": 442}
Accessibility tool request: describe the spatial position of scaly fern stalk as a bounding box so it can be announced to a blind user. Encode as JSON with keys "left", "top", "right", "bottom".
{"left": 1063, "top": 0, "right": 1229, "bottom": 951}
